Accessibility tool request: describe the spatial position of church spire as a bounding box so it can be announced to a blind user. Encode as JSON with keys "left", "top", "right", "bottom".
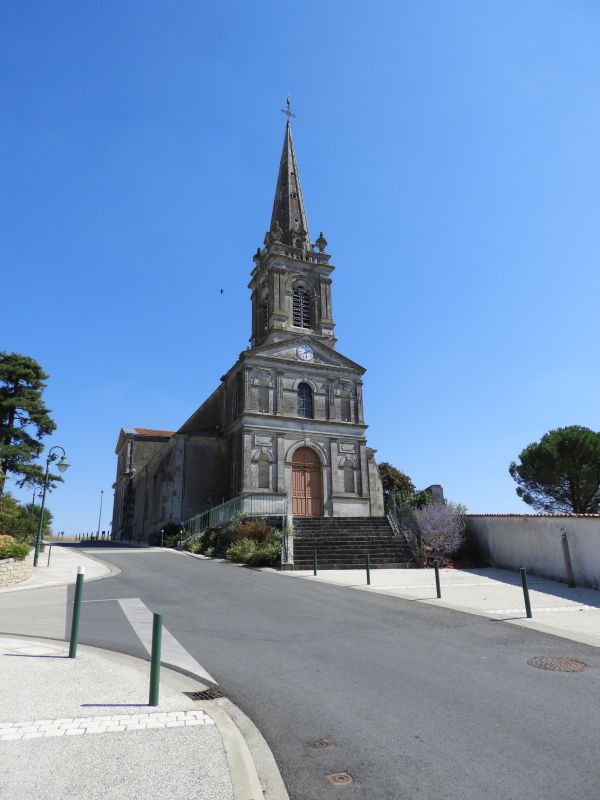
{"left": 268, "top": 120, "right": 310, "bottom": 248}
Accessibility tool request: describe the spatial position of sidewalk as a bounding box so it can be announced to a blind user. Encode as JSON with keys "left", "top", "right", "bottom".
{"left": 281, "top": 566, "right": 600, "bottom": 648}
{"left": 0, "top": 544, "right": 115, "bottom": 593}
{"left": 0, "top": 547, "right": 286, "bottom": 800}
{"left": 0, "top": 634, "right": 235, "bottom": 800}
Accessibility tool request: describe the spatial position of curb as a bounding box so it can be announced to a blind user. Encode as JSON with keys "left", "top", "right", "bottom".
{"left": 0, "top": 632, "right": 289, "bottom": 800}
{"left": 0, "top": 548, "right": 121, "bottom": 594}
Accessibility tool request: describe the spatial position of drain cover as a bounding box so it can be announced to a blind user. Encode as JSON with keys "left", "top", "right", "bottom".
{"left": 184, "top": 688, "right": 225, "bottom": 700}
{"left": 527, "top": 656, "right": 587, "bottom": 673}
{"left": 326, "top": 772, "right": 353, "bottom": 785}
{"left": 308, "top": 739, "right": 335, "bottom": 750}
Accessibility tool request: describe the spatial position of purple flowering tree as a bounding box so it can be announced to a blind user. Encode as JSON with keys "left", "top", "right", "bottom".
{"left": 415, "top": 502, "right": 466, "bottom": 565}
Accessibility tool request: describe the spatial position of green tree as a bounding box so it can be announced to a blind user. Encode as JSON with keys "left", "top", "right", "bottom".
{"left": 0, "top": 352, "right": 58, "bottom": 494}
{"left": 509, "top": 426, "right": 600, "bottom": 513}
{"left": 0, "top": 493, "right": 52, "bottom": 542}
{"left": 378, "top": 462, "right": 416, "bottom": 504}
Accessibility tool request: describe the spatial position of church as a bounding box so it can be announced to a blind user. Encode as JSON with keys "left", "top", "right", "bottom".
{"left": 111, "top": 117, "right": 385, "bottom": 544}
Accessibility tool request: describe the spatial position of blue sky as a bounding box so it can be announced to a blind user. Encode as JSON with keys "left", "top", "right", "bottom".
{"left": 2, "top": 1, "right": 599, "bottom": 532}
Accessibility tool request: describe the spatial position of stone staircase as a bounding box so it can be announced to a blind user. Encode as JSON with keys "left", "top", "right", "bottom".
{"left": 292, "top": 517, "right": 415, "bottom": 570}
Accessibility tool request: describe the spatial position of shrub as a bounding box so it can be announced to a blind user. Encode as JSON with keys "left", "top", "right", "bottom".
{"left": 188, "top": 527, "right": 234, "bottom": 557}
{"left": 237, "top": 519, "right": 273, "bottom": 544}
{"left": 415, "top": 502, "right": 465, "bottom": 566}
{"left": 0, "top": 535, "right": 16, "bottom": 548}
{"left": 0, "top": 540, "right": 30, "bottom": 560}
{"left": 226, "top": 538, "right": 281, "bottom": 567}
{"left": 226, "top": 538, "right": 257, "bottom": 563}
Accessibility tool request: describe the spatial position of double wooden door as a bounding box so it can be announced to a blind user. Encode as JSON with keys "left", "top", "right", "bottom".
{"left": 292, "top": 447, "right": 323, "bottom": 517}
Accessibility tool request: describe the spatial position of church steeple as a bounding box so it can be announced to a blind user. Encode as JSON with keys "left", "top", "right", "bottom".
{"left": 250, "top": 115, "right": 335, "bottom": 349}
{"left": 268, "top": 122, "right": 310, "bottom": 249}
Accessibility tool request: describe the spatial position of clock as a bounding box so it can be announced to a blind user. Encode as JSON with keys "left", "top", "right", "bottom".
{"left": 297, "top": 344, "right": 314, "bottom": 361}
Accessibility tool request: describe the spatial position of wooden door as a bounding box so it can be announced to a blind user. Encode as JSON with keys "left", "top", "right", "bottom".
{"left": 292, "top": 447, "right": 323, "bottom": 517}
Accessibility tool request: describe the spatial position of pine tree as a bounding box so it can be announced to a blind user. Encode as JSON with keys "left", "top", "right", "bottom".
{"left": 0, "top": 352, "right": 58, "bottom": 494}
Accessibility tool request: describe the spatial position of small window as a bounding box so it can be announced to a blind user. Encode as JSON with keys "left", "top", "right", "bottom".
{"left": 292, "top": 288, "right": 310, "bottom": 328}
{"left": 343, "top": 460, "right": 355, "bottom": 493}
{"left": 258, "top": 454, "right": 270, "bottom": 489}
{"left": 258, "top": 383, "right": 269, "bottom": 413}
{"left": 298, "top": 382, "right": 313, "bottom": 419}
{"left": 261, "top": 301, "right": 269, "bottom": 330}
{"left": 341, "top": 391, "right": 351, "bottom": 422}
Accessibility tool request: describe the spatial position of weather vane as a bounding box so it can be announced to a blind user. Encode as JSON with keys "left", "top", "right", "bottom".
{"left": 281, "top": 94, "right": 296, "bottom": 121}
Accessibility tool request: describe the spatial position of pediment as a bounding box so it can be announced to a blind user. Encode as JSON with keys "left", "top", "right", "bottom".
{"left": 245, "top": 336, "right": 365, "bottom": 373}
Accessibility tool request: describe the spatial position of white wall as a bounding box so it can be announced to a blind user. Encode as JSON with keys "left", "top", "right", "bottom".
{"left": 466, "top": 515, "right": 600, "bottom": 589}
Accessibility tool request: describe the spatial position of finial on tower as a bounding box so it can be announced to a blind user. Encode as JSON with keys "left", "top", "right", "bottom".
{"left": 281, "top": 93, "right": 296, "bottom": 122}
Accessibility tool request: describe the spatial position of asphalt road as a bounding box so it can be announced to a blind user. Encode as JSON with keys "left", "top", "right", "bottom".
{"left": 73, "top": 549, "right": 599, "bottom": 800}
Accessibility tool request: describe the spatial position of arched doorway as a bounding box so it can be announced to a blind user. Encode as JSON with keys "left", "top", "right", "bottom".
{"left": 292, "top": 446, "right": 323, "bottom": 517}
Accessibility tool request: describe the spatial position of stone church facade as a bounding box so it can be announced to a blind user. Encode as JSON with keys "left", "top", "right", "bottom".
{"left": 111, "top": 121, "right": 384, "bottom": 543}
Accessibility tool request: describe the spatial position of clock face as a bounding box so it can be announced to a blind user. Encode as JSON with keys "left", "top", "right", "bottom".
{"left": 297, "top": 344, "right": 314, "bottom": 361}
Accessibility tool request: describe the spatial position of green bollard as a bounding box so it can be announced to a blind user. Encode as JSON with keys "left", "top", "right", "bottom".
{"left": 149, "top": 613, "right": 162, "bottom": 707}
{"left": 434, "top": 560, "right": 441, "bottom": 599}
{"left": 366, "top": 553, "right": 371, "bottom": 586}
{"left": 68, "top": 567, "right": 85, "bottom": 658}
{"left": 520, "top": 567, "right": 532, "bottom": 618}
{"left": 313, "top": 547, "right": 317, "bottom": 576}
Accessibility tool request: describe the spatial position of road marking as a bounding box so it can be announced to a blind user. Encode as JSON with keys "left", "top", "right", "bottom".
{"left": 118, "top": 598, "right": 217, "bottom": 685}
{"left": 0, "top": 710, "right": 213, "bottom": 742}
{"left": 487, "top": 606, "right": 599, "bottom": 614}
{"left": 82, "top": 598, "right": 137, "bottom": 603}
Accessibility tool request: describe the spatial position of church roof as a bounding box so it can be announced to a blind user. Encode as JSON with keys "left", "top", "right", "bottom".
{"left": 132, "top": 428, "right": 175, "bottom": 437}
{"left": 269, "top": 121, "right": 310, "bottom": 246}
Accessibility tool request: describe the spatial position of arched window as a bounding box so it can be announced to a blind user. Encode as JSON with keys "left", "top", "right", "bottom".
{"left": 341, "top": 390, "right": 351, "bottom": 422}
{"left": 343, "top": 459, "right": 355, "bottom": 493}
{"left": 298, "top": 382, "right": 313, "bottom": 419}
{"left": 258, "top": 382, "right": 269, "bottom": 413}
{"left": 258, "top": 453, "right": 270, "bottom": 489}
{"left": 292, "top": 287, "right": 311, "bottom": 328}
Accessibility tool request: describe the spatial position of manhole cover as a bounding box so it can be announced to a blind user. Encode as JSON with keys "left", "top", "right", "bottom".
{"left": 326, "top": 772, "right": 353, "bottom": 785}
{"left": 527, "top": 656, "right": 587, "bottom": 673}
{"left": 184, "top": 688, "right": 225, "bottom": 700}
{"left": 308, "top": 739, "right": 335, "bottom": 750}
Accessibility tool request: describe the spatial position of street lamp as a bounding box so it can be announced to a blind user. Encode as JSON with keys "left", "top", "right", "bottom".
{"left": 33, "top": 446, "right": 70, "bottom": 567}
{"left": 96, "top": 489, "right": 104, "bottom": 540}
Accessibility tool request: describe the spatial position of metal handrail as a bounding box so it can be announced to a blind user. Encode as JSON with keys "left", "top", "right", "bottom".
{"left": 186, "top": 492, "right": 288, "bottom": 536}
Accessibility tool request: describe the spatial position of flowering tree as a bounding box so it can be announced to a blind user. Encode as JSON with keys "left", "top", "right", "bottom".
{"left": 415, "top": 502, "right": 465, "bottom": 565}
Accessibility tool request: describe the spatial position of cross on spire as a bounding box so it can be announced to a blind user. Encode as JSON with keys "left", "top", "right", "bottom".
{"left": 281, "top": 94, "right": 296, "bottom": 122}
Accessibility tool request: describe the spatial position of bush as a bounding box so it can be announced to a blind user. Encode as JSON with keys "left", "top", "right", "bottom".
{"left": 415, "top": 502, "right": 466, "bottom": 566}
{"left": 0, "top": 535, "right": 16, "bottom": 548}
{"left": 226, "top": 537, "right": 281, "bottom": 567}
{"left": 0, "top": 540, "right": 30, "bottom": 560}
{"left": 237, "top": 519, "right": 273, "bottom": 544}
{"left": 225, "top": 518, "right": 282, "bottom": 567}
{"left": 187, "top": 527, "right": 235, "bottom": 557}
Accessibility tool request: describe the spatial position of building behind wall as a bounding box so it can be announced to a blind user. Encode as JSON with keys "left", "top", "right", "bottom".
{"left": 112, "top": 119, "right": 385, "bottom": 543}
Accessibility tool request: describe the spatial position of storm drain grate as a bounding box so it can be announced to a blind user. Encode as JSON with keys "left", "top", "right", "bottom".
{"left": 308, "top": 739, "right": 335, "bottom": 750}
{"left": 326, "top": 772, "right": 353, "bottom": 786}
{"left": 527, "top": 656, "right": 587, "bottom": 673}
{"left": 184, "top": 688, "right": 225, "bottom": 701}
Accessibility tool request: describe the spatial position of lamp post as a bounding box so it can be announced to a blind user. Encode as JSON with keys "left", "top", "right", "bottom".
{"left": 33, "top": 446, "right": 70, "bottom": 567}
{"left": 96, "top": 489, "right": 104, "bottom": 540}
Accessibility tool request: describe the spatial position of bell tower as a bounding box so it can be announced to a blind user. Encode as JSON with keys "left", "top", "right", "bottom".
{"left": 249, "top": 118, "right": 336, "bottom": 349}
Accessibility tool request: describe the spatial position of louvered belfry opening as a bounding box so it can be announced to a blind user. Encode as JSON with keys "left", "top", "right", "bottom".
{"left": 292, "top": 288, "right": 310, "bottom": 328}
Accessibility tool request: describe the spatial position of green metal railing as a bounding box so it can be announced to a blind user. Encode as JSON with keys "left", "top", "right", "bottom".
{"left": 186, "top": 492, "right": 288, "bottom": 536}
{"left": 387, "top": 494, "right": 423, "bottom": 562}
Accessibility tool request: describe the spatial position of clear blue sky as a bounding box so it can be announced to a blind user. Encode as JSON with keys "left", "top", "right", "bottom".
{"left": 2, "top": 1, "right": 599, "bottom": 532}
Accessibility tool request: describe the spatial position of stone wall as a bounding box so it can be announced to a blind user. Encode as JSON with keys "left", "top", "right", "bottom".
{"left": 0, "top": 549, "right": 33, "bottom": 588}
{"left": 466, "top": 515, "right": 600, "bottom": 589}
